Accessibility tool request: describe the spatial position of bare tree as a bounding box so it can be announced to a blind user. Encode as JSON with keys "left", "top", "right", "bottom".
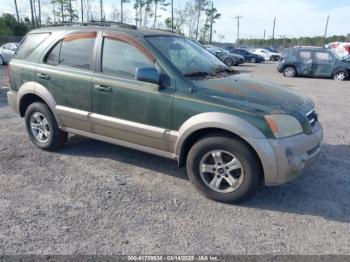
{"left": 194, "top": 0, "right": 209, "bottom": 40}
{"left": 152, "top": 0, "right": 169, "bottom": 29}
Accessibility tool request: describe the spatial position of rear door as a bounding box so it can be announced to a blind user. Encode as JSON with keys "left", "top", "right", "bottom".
{"left": 36, "top": 31, "right": 97, "bottom": 132}
{"left": 296, "top": 50, "right": 313, "bottom": 75}
{"left": 312, "top": 51, "right": 335, "bottom": 77}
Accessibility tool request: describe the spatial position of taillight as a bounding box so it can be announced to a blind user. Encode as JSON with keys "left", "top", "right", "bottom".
{"left": 6, "top": 64, "right": 10, "bottom": 84}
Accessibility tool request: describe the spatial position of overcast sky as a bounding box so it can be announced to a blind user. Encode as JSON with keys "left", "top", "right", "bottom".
{"left": 1, "top": 0, "right": 349, "bottom": 42}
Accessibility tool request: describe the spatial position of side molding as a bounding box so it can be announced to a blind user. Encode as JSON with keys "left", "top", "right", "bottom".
{"left": 174, "top": 112, "right": 278, "bottom": 184}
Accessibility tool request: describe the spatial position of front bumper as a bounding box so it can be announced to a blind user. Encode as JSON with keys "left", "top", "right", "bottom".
{"left": 266, "top": 123, "right": 324, "bottom": 185}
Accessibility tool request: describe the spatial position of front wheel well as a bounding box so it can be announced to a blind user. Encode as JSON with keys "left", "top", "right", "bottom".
{"left": 178, "top": 128, "right": 264, "bottom": 178}
{"left": 19, "top": 93, "right": 46, "bottom": 117}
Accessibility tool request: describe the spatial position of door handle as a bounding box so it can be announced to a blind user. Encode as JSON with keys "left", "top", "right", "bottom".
{"left": 37, "top": 73, "right": 50, "bottom": 80}
{"left": 94, "top": 84, "right": 112, "bottom": 92}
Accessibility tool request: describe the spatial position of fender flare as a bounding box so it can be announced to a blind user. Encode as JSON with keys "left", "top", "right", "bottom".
{"left": 17, "top": 82, "right": 63, "bottom": 127}
{"left": 174, "top": 112, "right": 278, "bottom": 184}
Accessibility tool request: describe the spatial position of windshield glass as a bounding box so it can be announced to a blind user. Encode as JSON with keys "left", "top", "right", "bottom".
{"left": 147, "top": 36, "right": 228, "bottom": 76}
{"left": 330, "top": 50, "right": 342, "bottom": 60}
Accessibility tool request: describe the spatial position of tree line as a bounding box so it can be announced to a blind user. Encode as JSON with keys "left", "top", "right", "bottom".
{"left": 1, "top": 0, "right": 221, "bottom": 43}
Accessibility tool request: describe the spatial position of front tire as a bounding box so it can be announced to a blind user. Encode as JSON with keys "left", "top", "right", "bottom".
{"left": 25, "top": 102, "right": 68, "bottom": 151}
{"left": 186, "top": 135, "right": 262, "bottom": 203}
{"left": 333, "top": 70, "right": 348, "bottom": 81}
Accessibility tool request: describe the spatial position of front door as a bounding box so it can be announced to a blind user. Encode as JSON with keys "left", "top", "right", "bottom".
{"left": 91, "top": 32, "right": 174, "bottom": 151}
{"left": 312, "top": 51, "right": 335, "bottom": 77}
{"left": 36, "top": 31, "right": 97, "bottom": 132}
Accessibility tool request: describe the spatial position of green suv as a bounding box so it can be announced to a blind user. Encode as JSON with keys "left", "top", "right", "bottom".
{"left": 7, "top": 24, "right": 323, "bottom": 203}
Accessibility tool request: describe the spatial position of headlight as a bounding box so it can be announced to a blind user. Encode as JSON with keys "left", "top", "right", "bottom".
{"left": 265, "top": 114, "right": 303, "bottom": 138}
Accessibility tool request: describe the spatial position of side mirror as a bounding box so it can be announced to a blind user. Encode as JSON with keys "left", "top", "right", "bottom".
{"left": 136, "top": 67, "right": 160, "bottom": 85}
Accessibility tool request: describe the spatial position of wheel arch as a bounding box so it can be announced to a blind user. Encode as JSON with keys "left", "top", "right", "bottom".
{"left": 17, "top": 82, "right": 62, "bottom": 127}
{"left": 175, "top": 112, "right": 278, "bottom": 185}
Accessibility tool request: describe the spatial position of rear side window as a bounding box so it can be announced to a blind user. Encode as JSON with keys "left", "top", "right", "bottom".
{"left": 15, "top": 33, "right": 50, "bottom": 59}
{"left": 298, "top": 51, "right": 312, "bottom": 60}
{"left": 45, "top": 32, "right": 96, "bottom": 70}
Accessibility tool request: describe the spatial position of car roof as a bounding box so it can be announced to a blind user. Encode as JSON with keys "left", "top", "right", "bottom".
{"left": 293, "top": 47, "right": 329, "bottom": 52}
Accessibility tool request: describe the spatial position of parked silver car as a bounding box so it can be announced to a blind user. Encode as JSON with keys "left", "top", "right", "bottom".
{"left": 0, "top": 43, "right": 19, "bottom": 65}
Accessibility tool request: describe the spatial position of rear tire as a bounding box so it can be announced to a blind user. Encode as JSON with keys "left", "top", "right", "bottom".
{"left": 333, "top": 70, "right": 348, "bottom": 81}
{"left": 186, "top": 135, "right": 262, "bottom": 203}
{"left": 283, "top": 66, "right": 296, "bottom": 77}
{"left": 25, "top": 102, "right": 68, "bottom": 151}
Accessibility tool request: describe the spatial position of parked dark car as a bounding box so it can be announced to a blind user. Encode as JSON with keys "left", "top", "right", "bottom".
{"left": 207, "top": 47, "right": 244, "bottom": 66}
{"left": 277, "top": 47, "right": 350, "bottom": 81}
{"left": 226, "top": 48, "right": 265, "bottom": 63}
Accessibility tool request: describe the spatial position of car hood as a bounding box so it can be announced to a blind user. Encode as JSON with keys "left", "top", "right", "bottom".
{"left": 193, "top": 73, "right": 314, "bottom": 118}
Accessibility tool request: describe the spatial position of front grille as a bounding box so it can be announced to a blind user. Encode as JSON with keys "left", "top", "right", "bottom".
{"left": 306, "top": 109, "right": 318, "bottom": 129}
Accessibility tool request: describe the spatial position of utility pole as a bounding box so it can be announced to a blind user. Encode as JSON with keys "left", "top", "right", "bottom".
{"left": 100, "top": 0, "right": 103, "bottom": 21}
{"left": 81, "top": 0, "right": 84, "bottom": 22}
{"left": 38, "top": 0, "right": 41, "bottom": 26}
{"left": 272, "top": 17, "right": 276, "bottom": 43}
{"left": 121, "top": 0, "right": 123, "bottom": 23}
{"left": 323, "top": 15, "right": 330, "bottom": 46}
{"left": 29, "top": 0, "right": 35, "bottom": 27}
{"left": 209, "top": 1, "right": 214, "bottom": 44}
{"left": 14, "top": 0, "right": 19, "bottom": 22}
{"left": 234, "top": 15, "right": 242, "bottom": 44}
{"left": 263, "top": 29, "right": 266, "bottom": 40}
{"left": 171, "top": 0, "right": 174, "bottom": 32}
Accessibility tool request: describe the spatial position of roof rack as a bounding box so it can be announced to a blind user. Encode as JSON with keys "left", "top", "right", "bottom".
{"left": 50, "top": 21, "right": 137, "bottom": 30}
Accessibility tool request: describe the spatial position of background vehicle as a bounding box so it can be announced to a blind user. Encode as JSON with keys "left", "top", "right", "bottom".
{"left": 251, "top": 48, "right": 280, "bottom": 61}
{"left": 207, "top": 47, "right": 244, "bottom": 66}
{"left": 327, "top": 42, "right": 350, "bottom": 58}
{"left": 0, "top": 42, "right": 19, "bottom": 65}
{"left": 277, "top": 47, "right": 350, "bottom": 81}
{"left": 7, "top": 25, "right": 322, "bottom": 203}
{"left": 226, "top": 47, "right": 265, "bottom": 63}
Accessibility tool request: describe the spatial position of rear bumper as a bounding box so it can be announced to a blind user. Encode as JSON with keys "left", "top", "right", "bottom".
{"left": 266, "top": 124, "right": 324, "bottom": 186}
{"left": 7, "top": 90, "right": 18, "bottom": 114}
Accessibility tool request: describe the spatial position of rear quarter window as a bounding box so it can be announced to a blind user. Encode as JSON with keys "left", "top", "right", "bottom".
{"left": 15, "top": 33, "right": 50, "bottom": 59}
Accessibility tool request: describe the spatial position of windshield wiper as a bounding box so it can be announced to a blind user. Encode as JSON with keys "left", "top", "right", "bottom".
{"left": 184, "top": 71, "right": 209, "bottom": 77}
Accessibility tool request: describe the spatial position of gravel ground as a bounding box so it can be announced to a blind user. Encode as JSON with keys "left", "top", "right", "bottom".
{"left": 0, "top": 63, "right": 349, "bottom": 255}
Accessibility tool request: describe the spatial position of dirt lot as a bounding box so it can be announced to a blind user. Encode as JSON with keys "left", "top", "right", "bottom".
{"left": 0, "top": 62, "right": 349, "bottom": 255}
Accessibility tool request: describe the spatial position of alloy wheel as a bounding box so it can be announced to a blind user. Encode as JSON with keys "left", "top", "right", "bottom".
{"left": 334, "top": 72, "right": 346, "bottom": 81}
{"left": 284, "top": 67, "right": 295, "bottom": 77}
{"left": 29, "top": 112, "right": 51, "bottom": 143}
{"left": 199, "top": 150, "right": 245, "bottom": 193}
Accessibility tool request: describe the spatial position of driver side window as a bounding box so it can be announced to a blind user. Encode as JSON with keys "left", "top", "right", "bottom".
{"left": 102, "top": 37, "right": 155, "bottom": 79}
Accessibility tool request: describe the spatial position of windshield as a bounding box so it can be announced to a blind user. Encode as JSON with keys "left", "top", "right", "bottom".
{"left": 330, "top": 50, "right": 342, "bottom": 60}
{"left": 147, "top": 36, "right": 228, "bottom": 76}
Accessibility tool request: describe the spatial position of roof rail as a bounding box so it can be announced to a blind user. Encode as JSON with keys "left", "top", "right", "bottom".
{"left": 50, "top": 21, "right": 137, "bottom": 30}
